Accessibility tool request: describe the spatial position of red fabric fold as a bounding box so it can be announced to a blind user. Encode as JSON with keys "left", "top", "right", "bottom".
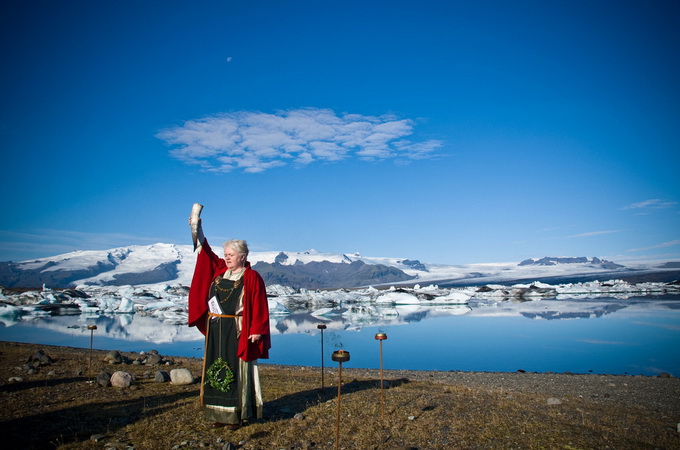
{"left": 187, "top": 239, "right": 271, "bottom": 361}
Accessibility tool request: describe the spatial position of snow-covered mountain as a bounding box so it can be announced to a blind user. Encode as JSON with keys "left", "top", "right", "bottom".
{"left": 0, "top": 243, "right": 678, "bottom": 289}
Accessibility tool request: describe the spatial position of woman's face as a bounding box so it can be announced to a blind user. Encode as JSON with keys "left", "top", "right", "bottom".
{"left": 224, "top": 247, "right": 245, "bottom": 270}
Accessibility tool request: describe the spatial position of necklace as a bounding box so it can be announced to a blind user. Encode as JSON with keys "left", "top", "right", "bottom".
{"left": 213, "top": 275, "right": 243, "bottom": 298}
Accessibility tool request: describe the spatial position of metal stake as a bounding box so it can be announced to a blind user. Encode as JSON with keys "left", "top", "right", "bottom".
{"left": 375, "top": 333, "right": 387, "bottom": 420}
{"left": 317, "top": 324, "right": 327, "bottom": 389}
{"left": 87, "top": 325, "right": 97, "bottom": 375}
{"left": 332, "top": 350, "right": 350, "bottom": 450}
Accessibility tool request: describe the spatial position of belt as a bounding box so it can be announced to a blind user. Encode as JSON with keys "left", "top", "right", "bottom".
{"left": 208, "top": 312, "right": 240, "bottom": 318}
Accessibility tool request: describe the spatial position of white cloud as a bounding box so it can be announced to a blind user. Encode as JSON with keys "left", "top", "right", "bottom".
{"left": 627, "top": 239, "right": 680, "bottom": 252}
{"left": 567, "top": 230, "right": 622, "bottom": 238}
{"left": 622, "top": 199, "right": 678, "bottom": 210}
{"left": 157, "top": 108, "right": 443, "bottom": 173}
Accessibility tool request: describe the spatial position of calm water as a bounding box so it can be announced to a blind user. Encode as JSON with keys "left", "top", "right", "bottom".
{"left": 1, "top": 295, "right": 678, "bottom": 376}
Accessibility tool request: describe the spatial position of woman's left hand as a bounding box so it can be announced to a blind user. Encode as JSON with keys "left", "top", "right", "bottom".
{"left": 248, "top": 334, "right": 262, "bottom": 343}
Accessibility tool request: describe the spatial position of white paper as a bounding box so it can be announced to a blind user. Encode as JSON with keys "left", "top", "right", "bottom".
{"left": 208, "top": 296, "right": 221, "bottom": 314}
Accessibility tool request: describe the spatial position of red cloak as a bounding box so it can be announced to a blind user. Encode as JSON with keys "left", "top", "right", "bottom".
{"left": 188, "top": 239, "right": 271, "bottom": 361}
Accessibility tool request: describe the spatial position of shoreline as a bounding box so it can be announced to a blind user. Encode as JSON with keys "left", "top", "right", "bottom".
{"left": 3, "top": 340, "right": 679, "bottom": 416}
{"left": 2, "top": 340, "right": 679, "bottom": 448}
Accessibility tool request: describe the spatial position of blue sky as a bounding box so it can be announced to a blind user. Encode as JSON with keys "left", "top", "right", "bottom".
{"left": 1, "top": 0, "right": 678, "bottom": 265}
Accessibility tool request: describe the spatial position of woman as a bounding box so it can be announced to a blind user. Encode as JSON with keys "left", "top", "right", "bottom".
{"left": 188, "top": 218, "right": 271, "bottom": 430}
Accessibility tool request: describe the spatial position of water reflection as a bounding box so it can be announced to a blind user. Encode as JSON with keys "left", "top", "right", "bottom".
{"left": 1, "top": 296, "right": 678, "bottom": 376}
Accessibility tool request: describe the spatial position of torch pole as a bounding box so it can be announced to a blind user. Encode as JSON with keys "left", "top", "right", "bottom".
{"left": 375, "top": 333, "right": 388, "bottom": 421}
{"left": 318, "top": 324, "right": 327, "bottom": 389}
{"left": 332, "top": 350, "right": 350, "bottom": 450}
{"left": 336, "top": 360, "right": 342, "bottom": 449}
{"left": 87, "top": 325, "right": 97, "bottom": 376}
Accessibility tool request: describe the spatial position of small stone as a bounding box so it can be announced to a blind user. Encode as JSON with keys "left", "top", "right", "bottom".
{"left": 28, "top": 350, "right": 45, "bottom": 362}
{"left": 90, "top": 434, "right": 106, "bottom": 442}
{"left": 170, "top": 368, "right": 194, "bottom": 385}
{"left": 8, "top": 376, "right": 23, "bottom": 383}
{"left": 146, "top": 354, "right": 162, "bottom": 365}
{"left": 47, "top": 370, "right": 57, "bottom": 376}
{"left": 27, "top": 368, "right": 37, "bottom": 375}
{"left": 96, "top": 372, "right": 111, "bottom": 387}
{"left": 547, "top": 398, "right": 562, "bottom": 405}
{"left": 110, "top": 371, "right": 134, "bottom": 388}
{"left": 294, "top": 413, "right": 305, "bottom": 420}
{"left": 155, "top": 371, "right": 170, "bottom": 383}
{"left": 658, "top": 372, "right": 672, "bottom": 378}
{"left": 407, "top": 415, "right": 416, "bottom": 421}
{"left": 104, "top": 350, "right": 123, "bottom": 364}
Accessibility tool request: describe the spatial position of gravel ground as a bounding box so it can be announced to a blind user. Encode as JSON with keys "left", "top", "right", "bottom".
{"left": 2, "top": 341, "right": 680, "bottom": 449}
{"left": 356, "top": 367, "right": 680, "bottom": 417}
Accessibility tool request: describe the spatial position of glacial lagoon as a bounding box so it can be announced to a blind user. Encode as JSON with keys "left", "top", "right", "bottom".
{"left": 1, "top": 294, "right": 678, "bottom": 376}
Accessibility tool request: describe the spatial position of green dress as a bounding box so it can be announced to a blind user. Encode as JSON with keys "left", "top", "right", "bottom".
{"left": 202, "top": 270, "right": 263, "bottom": 424}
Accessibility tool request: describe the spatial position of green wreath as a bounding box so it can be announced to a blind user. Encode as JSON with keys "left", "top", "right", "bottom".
{"left": 205, "top": 357, "right": 235, "bottom": 392}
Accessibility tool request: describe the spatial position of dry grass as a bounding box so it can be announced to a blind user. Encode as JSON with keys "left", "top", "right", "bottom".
{"left": 1, "top": 342, "right": 679, "bottom": 449}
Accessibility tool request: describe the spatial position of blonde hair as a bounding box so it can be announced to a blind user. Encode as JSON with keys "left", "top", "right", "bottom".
{"left": 223, "top": 239, "right": 249, "bottom": 258}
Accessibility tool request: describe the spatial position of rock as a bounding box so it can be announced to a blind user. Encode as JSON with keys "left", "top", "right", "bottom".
{"left": 658, "top": 372, "right": 672, "bottom": 378}
{"left": 104, "top": 350, "right": 123, "bottom": 364}
{"left": 39, "top": 353, "right": 54, "bottom": 365}
{"left": 547, "top": 398, "right": 562, "bottom": 405}
{"left": 294, "top": 413, "right": 305, "bottom": 420}
{"left": 90, "top": 434, "right": 106, "bottom": 442}
{"left": 28, "top": 349, "right": 54, "bottom": 366}
{"left": 155, "top": 371, "right": 170, "bottom": 383}
{"left": 28, "top": 350, "right": 45, "bottom": 362}
{"left": 96, "top": 372, "right": 111, "bottom": 387}
{"left": 8, "top": 376, "right": 23, "bottom": 383}
{"left": 146, "top": 354, "right": 162, "bottom": 365}
{"left": 110, "top": 371, "right": 134, "bottom": 388}
{"left": 170, "top": 368, "right": 194, "bottom": 385}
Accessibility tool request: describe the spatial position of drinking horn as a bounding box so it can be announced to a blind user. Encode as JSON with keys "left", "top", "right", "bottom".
{"left": 190, "top": 203, "right": 204, "bottom": 251}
